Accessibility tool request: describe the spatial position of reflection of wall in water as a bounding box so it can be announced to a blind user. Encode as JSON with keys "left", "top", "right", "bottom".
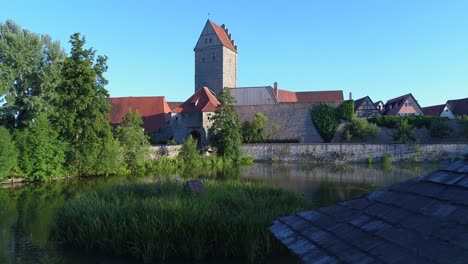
{"left": 241, "top": 163, "right": 437, "bottom": 206}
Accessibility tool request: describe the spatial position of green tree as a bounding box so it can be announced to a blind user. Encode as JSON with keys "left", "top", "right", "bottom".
{"left": 0, "top": 20, "right": 66, "bottom": 129}
{"left": 0, "top": 126, "right": 17, "bottom": 180}
{"left": 52, "top": 33, "right": 122, "bottom": 176}
{"left": 14, "top": 113, "right": 65, "bottom": 181}
{"left": 241, "top": 112, "right": 268, "bottom": 143}
{"left": 392, "top": 119, "right": 416, "bottom": 144}
{"left": 178, "top": 135, "right": 200, "bottom": 166}
{"left": 336, "top": 100, "right": 355, "bottom": 121}
{"left": 115, "top": 109, "right": 150, "bottom": 173}
{"left": 209, "top": 88, "right": 242, "bottom": 161}
{"left": 310, "top": 103, "right": 339, "bottom": 143}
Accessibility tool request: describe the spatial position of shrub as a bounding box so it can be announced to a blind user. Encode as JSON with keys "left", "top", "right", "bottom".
{"left": 0, "top": 126, "right": 17, "bottom": 180}
{"left": 457, "top": 116, "right": 468, "bottom": 138}
{"left": 310, "top": 103, "right": 339, "bottom": 143}
{"left": 343, "top": 118, "right": 380, "bottom": 140}
{"left": 429, "top": 118, "right": 453, "bottom": 138}
{"left": 369, "top": 115, "right": 440, "bottom": 129}
{"left": 336, "top": 100, "right": 354, "bottom": 121}
{"left": 53, "top": 181, "right": 308, "bottom": 262}
{"left": 167, "top": 138, "right": 178, "bottom": 145}
{"left": 241, "top": 112, "right": 268, "bottom": 143}
{"left": 178, "top": 135, "right": 200, "bottom": 166}
{"left": 392, "top": 119, "right": 416, "bottom": 144}
{"left": 382, "top": 154, "right": 393, "bottom": 170}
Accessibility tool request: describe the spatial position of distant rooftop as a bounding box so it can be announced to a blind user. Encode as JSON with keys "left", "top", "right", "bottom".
{"left": 270, "top": 159, "right": 468, "bottom": 263}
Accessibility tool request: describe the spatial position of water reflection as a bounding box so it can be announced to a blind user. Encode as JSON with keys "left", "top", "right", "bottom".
{"left": 241, "top": 162, "right": 438, "bottom": 207}
{"left": 0, "top": 163, "right": 438, "bottom": 263}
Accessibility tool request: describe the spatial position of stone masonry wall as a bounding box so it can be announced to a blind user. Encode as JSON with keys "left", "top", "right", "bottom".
{"left": 242, "top": 143, "right": 468, "bottom": 163}
{"left": 150, "top": 143, "right": 468, "bottom": 163}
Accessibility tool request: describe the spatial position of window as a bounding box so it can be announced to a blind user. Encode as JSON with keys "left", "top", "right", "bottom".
{"left": 405, "top": 103, "right": 408, "bottom": 107}
{"left": 202, "top": 58, "right": 205, "bottom": 63}
{"left": 175, "top": 117, "right": 178, "bottom": 120}
{"left": 209, "top": 38, "right": 212, "bottom": 43}
{"left": 212, "top": 56, "right": 216, "bottom": 61}
{"left": 204, "top": 39, "right": 207, "bottom": 44}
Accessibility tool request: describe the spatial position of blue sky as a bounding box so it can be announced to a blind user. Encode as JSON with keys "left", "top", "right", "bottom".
{"left": 2, "top": 0, "right": 467, "bottom": 106}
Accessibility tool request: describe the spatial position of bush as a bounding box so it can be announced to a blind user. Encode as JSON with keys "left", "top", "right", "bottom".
{"left": 167, "top": 138, "right": 178, "bottom": 145}
{"left": 0, "top": 126, "right": 17, "bottom": 180}
{"left": 310, "top": 103, "right": 339, "bottom": 143}
{"left": 336, "top": 100, "right": 354, "bottom": 121}
{"left": 343, "top": 118, "right": 380, "bottom": 140}
{"left": 457, "top": 116, "right": 468, "bottom": 138}
{"left": 392, "top": 119, "right": 416, "bottom": 144}
{"left": 369, "top": 115, "right": 441, "bottom": 129}
{"left": 178, "top": 135, "right": 200, "bottom": 166}
{"left": 241, "top": 112, "right": 268, "bottom": 143}
{"left": 53, "top": 181, "right": 308, "bottom": 262}
{"left": 429, "top": 118, "right": 453, "bottom": 138}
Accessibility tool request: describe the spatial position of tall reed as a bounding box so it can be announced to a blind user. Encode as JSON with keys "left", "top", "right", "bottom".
{"left": 53, "top": 181, "right": 308, "bottom": 263}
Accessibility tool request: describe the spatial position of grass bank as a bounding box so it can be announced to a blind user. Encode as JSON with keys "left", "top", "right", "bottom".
{"left": 53, "top": 181, "right": 308, "bottom": 263}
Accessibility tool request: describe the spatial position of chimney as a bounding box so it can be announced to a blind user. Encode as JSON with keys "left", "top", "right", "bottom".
{"left": 349, "top": 92, "right": 352, "bottom": 100}
{"left": 274, "top": 82, "right": 278, "bottom": 99}
{"left": 231, "top": 40, "right": 235, "bottom": 46}
{"left": 228, "top": 33, "right": 232, "bottom": 40}
{"left": 225, "top": 28, "right": 229, "bottom": 35}
{"left": 221, "top": 24, "right": 225, "bottom": 29}
{"left": 234, "top": 45, "right": 238, "bottom": 51}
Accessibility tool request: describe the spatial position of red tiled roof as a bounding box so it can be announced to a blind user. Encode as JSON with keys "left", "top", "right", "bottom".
{"left": 167, "top": 102, "right": 183, "bottom": 111}
{"left": 277, "top": 89, "right": 343, "bottom": 103}
{"left": 208, "top": 20, "right": 236, "bottom": 52}
{"left": 173, "top": 87, "right": 220, "bottom": 113}
{"left": 422, "top": 104, "right": 445, "bottom": 116}
{"left": 447, "top": 97, "right": 468, "bottom": 116}
{"left": 107, "top": 97, "right": 170, "bottom": 133}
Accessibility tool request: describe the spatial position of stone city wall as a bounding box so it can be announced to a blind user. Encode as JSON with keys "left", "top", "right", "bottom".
{"left": 241, "top": 143, "right": 468, "bottom": 163}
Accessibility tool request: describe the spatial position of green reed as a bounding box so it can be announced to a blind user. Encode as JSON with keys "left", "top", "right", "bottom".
{"left": 53, "top": 181, "right": 308, "bottom": 263}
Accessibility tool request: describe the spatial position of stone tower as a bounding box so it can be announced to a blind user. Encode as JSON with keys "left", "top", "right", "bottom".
{"left": 194, "top": 20, "right": 237, "bottom": 95}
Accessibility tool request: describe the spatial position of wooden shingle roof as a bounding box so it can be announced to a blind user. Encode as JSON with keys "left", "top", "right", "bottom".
{"left": 270, "top": 159, "right": 468, "bottom": 263}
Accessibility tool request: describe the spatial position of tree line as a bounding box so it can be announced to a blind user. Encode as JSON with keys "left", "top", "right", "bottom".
{"left": 0, "top": 20, "right": 149, "bottom": 181}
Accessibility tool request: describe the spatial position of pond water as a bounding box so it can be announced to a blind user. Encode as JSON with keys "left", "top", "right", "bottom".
{"left": 0, "top": 162, "right": 439, "bottom": 263}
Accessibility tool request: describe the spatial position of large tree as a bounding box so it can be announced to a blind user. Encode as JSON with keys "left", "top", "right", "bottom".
{"left": 0, "top": 126, "right": 17, "bottom": 180}
{"left": 52, "top": 33, "right": 122, "bottom": 176}
{"left": 0, "top": 20, "right": 66, "bottom": 129}
{"left": 14, "top": 113, "right": 65, "bottom": 181}
{"left": 209, "top": 88, "right": 242, "bottom": 161}
{"left": 115, "top": 109, "right": 150, "bottom": 173}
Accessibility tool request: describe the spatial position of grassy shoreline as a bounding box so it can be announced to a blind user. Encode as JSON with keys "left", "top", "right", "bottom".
{"left": 53, "top": 181, "right": 308, "bottom": 263}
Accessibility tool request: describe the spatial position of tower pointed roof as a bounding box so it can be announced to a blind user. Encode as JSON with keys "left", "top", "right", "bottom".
{"left": 173, "top": 87, "right": 220, "bottom": 113}
{"left": 194, "top": 20, "right": 237, "bottom": 52}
